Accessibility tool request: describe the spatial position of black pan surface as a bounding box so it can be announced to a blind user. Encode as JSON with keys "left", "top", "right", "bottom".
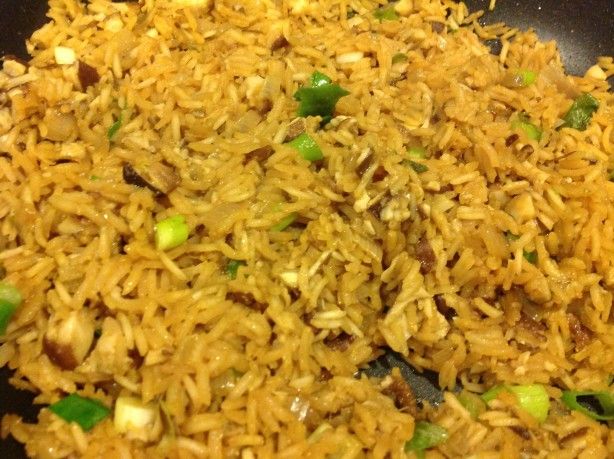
{"left": 0, "top": 0, "right": 613, "bottom": 456}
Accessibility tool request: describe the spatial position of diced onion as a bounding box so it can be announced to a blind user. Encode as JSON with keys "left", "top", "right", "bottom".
{"left": 54, "top": 46, "right": 76, "bottom": 65}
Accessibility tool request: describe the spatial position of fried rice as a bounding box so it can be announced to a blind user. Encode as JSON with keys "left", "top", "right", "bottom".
{"left": 0, "top": 0, "right": 613, "bottom": 457}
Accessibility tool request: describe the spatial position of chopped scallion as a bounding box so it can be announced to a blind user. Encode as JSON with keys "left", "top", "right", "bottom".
{"left": 287, "top": 132, "right": 324, "bottom": 162}
{"left": 482, "top": 384, "right": 550, "bottom": 423}
{"left": 406, "top": 160, "right": 428, "bottom": 174}
{"left": 0, "top": 282, "right": 22, "bottom": 334}
{"left": 107, "top": 112, "right": 123, "bottom": 140}
{"left": 154, "top": 215, "right": 189, "bottom": 251}
{"left": 517, "top": 69, "right": 537, "bottom": 86}
{"left": 457, "top": 391, "right": 486, "bottom": 420}
{"left": 373, "top": 5, "right": 399, "bottom": 21}
{"left": 271, "top": 212, "right": 297, "bottom": 232}
{"left": 523, "top": 250, "right": 538, "bottom": 264}
{"left": 561, "top": 93, "right": 599, "bottom": 131}
{"left": 226, "top": 259, "right": 246, "bottom": 280}
{"left": 392, "top": 53, "right": 408, "bottom": 65}
{"left": 404, "top": 421, "right": 448, "bottom": 456}
{"left": 407, "top": 146, "right": 427, "bottom": 159}
{"left": 512, "top": 113, "right": 542, "bottom": 142}
{"left": 49, "top": 393, "right": 110, "bottom": 431}
{"left": 293, "top": 71, "right": 349, "bottom": 124}
{"left": 561, "top": 390, "right": 614, "bottom": 421}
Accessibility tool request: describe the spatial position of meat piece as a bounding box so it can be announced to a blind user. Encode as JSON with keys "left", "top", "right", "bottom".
{"left": 226, "top": 291, "right": 267, "bottom": 313}
{"left": 270, "top": 36, "right": 289, "bottom": 51}
{"left": 505, "top": 133, "right": 519, "bottom": 147}
{"left": 43, "top": 311, "right": 95, "bottom": 370}
{"left": 431, "top": 22, "right": 445, "bottom": 33}
{"left": 318, "top": 367, "right": 333, "bottom": 381}
{"left": 78, "top": 317, "right": 131, "bottom": 375}
{"left": 382, "top": 368, "right": 417, "bottom": 416}
{"left": 122, "top": 161, "right": 180, "bottom": 195}
{"left": 372, "top": 166, "right": 387, "bottom": 182}
{"left": 244, "top": 145, "right": 274, "bottom": 164}
{"left": 567, "top": 313, "right": 591, "bottom": 350}
{"left": 78, "top": 61, "right": 100, "bottom": 90}
{"left": 434, "top": 294, "right": 456, "bottom": 320}
{"left": 415, "top": 238, "right": 436, "bottom": 274}
{"left": 517, "top": 313, "right": 546, "bottom": 336}
{"left": 324, "top": 332, "right": 355, "bottom": 351}
{"left": 284, "top": 118, "right": 306, "bottom": 142}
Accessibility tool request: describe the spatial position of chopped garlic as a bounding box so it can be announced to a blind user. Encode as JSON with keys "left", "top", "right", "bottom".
{"left": 2, "top": 59, "right": 26, "bottom": 77}
{"left": 54, "top": 47, "right": 76, "bottom": 65}
{"left": 336, "top": 51, "right": 364, "bottom": 65}
{"left": 394, "top": 0, "right": 414, "bottom": 16}
{"left": 585, "top": 65, "right": 607, "bottom": 81}
{"left": 290, "top": 0, "right": 310, "bottom": 14}
{"left": 114, "top": 397, "right": 162, "bottom": 442}
{"left": 505, "top": 192, "right": 535, "bottom": 223}
{"left": 280, "top": 271, "right": 298, "bottom": 288}
{"left": 105, "top": 16, "right": 124, "bottom": 33}
{"left": 146, "top": 28, "right": 159, "bottom": 38}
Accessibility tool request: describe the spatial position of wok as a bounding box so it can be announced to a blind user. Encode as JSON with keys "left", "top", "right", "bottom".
{"left": 0, "top": 0, "right": 612, "bottom": 456}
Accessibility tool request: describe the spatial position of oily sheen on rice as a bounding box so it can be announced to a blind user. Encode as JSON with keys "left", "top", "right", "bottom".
{"left": 0, "top": 0, "right": 613, "bottom": 457}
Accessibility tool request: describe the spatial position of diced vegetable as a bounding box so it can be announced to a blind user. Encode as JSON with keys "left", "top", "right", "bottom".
{"left": 374, "top": 5, "right": 399, "bottom": 21}
{"left": 561, "top": 93, "right": 599, "bottom": 131}
{"left": 114, "top": 396, "right": 162, "bottom": 442}
{"left": 49, "top": 393, "right": 110, "bottom": 431}
{"left": 155, "top": 215, "right": 189, "bottom": 251}
{"left": 405, "top": 421, "right": 448, "bottom": 456}
{"left": 512, "top": 113, "right": 542, "bottom": 141}
{"left": 293, "top": 71, "right": 349, "bottom": 124}
{"left": 0, "top": 300, "right": 18, "bottom": 335}
{"left": 0, "top": 282, "right": 22, "bottom": 335}
{"left": 392, "top": 53, "right": 408, "bottom": 64}
{"left": 482, "top": 384, "right": 550, "bottom": 423}
{"left": 457, "top": 391, "right": 486, "bottom": 419}
{"left": 287, "top": 132, "right": 324, "bottom": 162}
{"left": 407, "top": 146, "right": 427, "bottom": 159}
{"left": 407, "top": 160, "right": 428, "bottom": 174}
{"left": 226, "top": 259, "right": 246, "bottom": 280}
{"left": 107, "top": 112, "right": 123, "bottom": 140}
{"left": 518, "top": 69, "right": 537, "bottom": 86}
{"left": 0, "top": 281, "right": 22, "bottom": 309}
{"left": 271, "top": 212, "right": 297, "bottom": 232}
{"left": 505, "top": 69, "right": 537, "bottom": 88}
{"left": 523, "top": 250, "right": 538, "bottom": 264}
{"left": 561, "top": 391, "right": 614, "bottom": 421}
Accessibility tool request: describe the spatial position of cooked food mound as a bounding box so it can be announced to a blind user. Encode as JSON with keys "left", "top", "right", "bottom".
{"left": 0, "top": 0, "right": 613, "bottom": 457}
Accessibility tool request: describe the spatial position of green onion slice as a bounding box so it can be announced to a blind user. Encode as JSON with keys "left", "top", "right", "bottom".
{"left": 271, "top": 212, "right": 297, "bottom": 232}
{"left": 49, "top": 393, "right": 110, "bottom": 431}
{"left": 154, "top": 215, "right": 189, "bottom": 251}
{"left": 107, "top": 112, "right": 123, "bottom": 140}
{"left": 561, "top": 93, "right": 599, "bottom": 131}
{"left": 517, "top": 69, "right": 537, "bottom": 86}
{"left": 226, "top": 259, "right": 246, "bottom": 280}
{"left": 482, "top": 384, "right": 550, "bottom": 423}
{"left": 406, "top": 160, "right": 428, "bottom": 174}
{"left": 407, "top": 146, "right": 427, "bottom": 159}
{"left": 374, "top": 5, "right": 399, "bottom": 21}
{"left": 523, "top": 250, "right": 538, "bottom": 264}
{"left": 512, "top": 113, "right": 542, "bottom": 142}
{"left": 0, "top": 300, "right": 18, "bottom": 335}
{"left": 0, "top": 282, "right": 22, "bottom": 334}
{"left": 392, "top": 53, "right": 408, "bottom": 64}
{"left": 405, "top": 421, "right": 448, "bottom": 455}
{"left": 561, "top": 390, "right": 614, "bottom": 421}
{"left": 287, "top": 132, "right": 324, "bottom": 162}
{"left": 457, "top": 391, "right": 486, "bottom": 420}
{"left": 293, "top": 72, "right": 349, "bottom": 124}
